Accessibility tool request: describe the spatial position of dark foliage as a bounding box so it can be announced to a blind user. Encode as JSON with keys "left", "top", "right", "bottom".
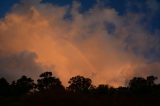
{"left": 129, "top": 75, "right": 158, "bottom": 94}
{"left": 11, "top": 76, "right": 35, "bottom": 95}
{"left": 0, "top": 73, "right": 160, "bottom": 106}
{"left": 95, "top": 84, "right": 109, "bottom": 94}
{"left": 36, "top": 72, "right": 64, "bottom": 92}
{"left": 67, "top": 75, "right": 92, "bottom": 93}
{"left": 0, "top": 78, "right": 10, "bottom": 96}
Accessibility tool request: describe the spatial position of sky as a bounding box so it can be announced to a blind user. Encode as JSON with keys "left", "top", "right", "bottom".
{"left": 0, "top": 0, "right": 160, "bottom": 87}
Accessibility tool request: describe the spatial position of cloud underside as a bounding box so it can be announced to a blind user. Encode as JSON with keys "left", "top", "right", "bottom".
{"left": 0, "top": 0, "right": 159, "bottom": 87}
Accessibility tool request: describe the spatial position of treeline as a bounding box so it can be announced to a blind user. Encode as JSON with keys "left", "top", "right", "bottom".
{"left": 0, "top": 71, "right": 160, "bottom": 96}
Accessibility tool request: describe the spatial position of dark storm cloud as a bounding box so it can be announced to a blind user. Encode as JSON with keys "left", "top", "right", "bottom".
{"left": 0, "top": 51, "right": 44, "bottom": 81}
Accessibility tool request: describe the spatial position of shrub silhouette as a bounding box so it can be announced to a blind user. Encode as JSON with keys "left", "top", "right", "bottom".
{"left": 37, "top": 71, "right": 64, "bottom": 91}
{"left": 67, "top": 75, "right": 92, "bottom": 93}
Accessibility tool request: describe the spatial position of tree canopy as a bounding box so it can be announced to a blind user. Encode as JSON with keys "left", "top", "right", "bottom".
{"left": 67, "top": 75, "right": 92, "bottom": 93}
{"left": 37, "top": 72, "right": 64, "bottom": 91}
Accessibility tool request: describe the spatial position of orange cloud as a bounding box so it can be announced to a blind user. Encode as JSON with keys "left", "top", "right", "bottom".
{"left": 0, "top": 0, "right": 159, "bottom": 87}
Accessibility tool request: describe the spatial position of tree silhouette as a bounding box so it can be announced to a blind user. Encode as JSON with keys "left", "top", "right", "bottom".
{"left": 146, "top": 76, "right": 157, "bottom": 86}
{"left": 1, "top": 74, "right": 160, "bottom": 105}
{"left": 67, "top": 75, "right": 92, "bottom": 93}
{"left": 128, "top": 76, "right": 158, "bottom": 94}
{"left": 117, "top": 86, "right": 129, "bottom": 95}
{"left": 95, "top": 84, "right": 109, "bottom": 94}
{"left": 13, "top": 75, "right": 35, "bottom": 95}
{"left": 129, "top": 77, "right": 147, "bottom": 94}
{"left": 0, "top": 78, "right": 10, "bottom": 96}
{"left": 37, "top": 72, "right": 64, "bottom": 91}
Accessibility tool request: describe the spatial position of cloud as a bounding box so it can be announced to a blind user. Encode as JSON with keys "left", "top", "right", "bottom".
{"left": 0, "top": 51, "right": 44, "bottom": 82}
{"left": 146, "top": 0, "right": 160, "bottom": 12}
{"left": 0, "top": 0, "right": 159, "bottom": 87}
